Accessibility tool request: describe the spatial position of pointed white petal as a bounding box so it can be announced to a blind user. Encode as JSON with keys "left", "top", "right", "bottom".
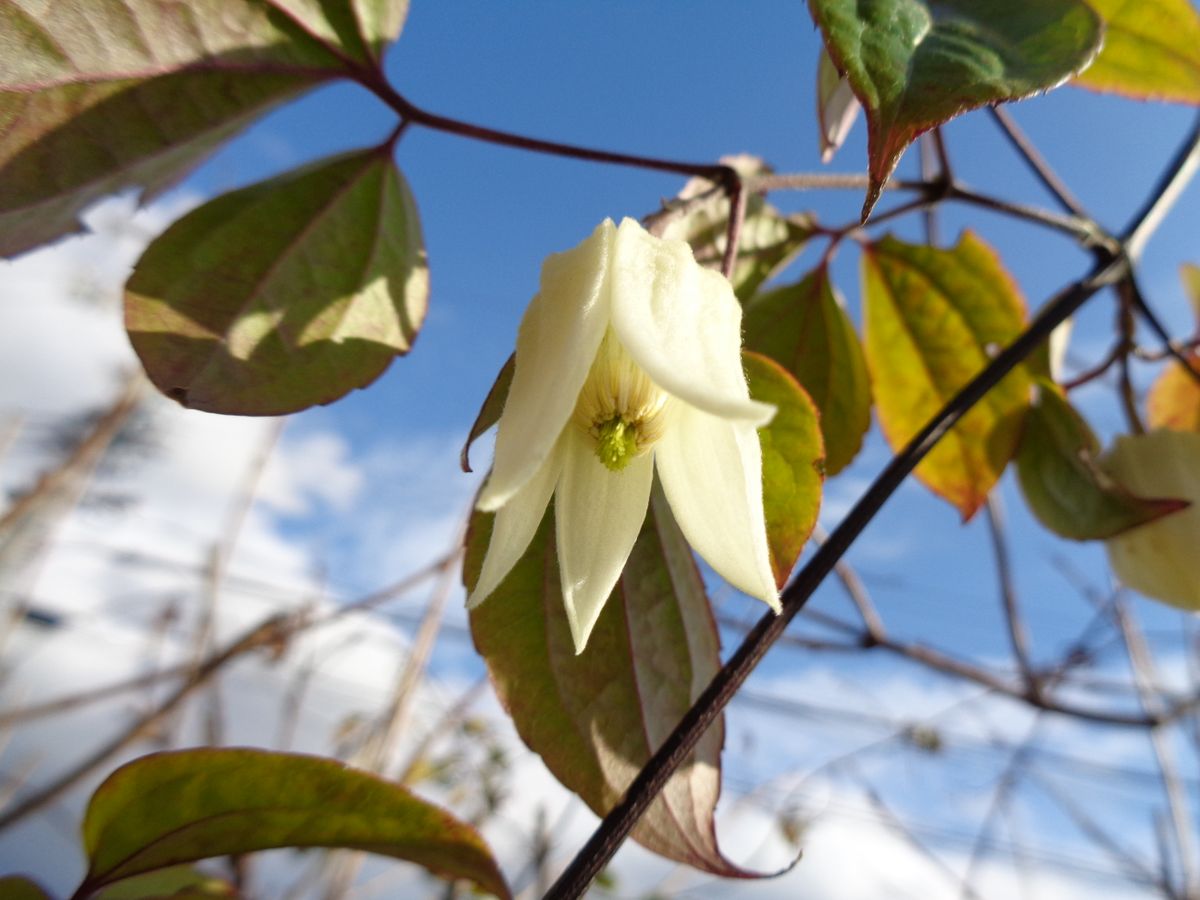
{"left": 556, "top": 426, "right": 654, "bottom": 653}
{"left": 479, "top": 220, "right": 615, "bottom": 511}
{"left": 468, "top": 440, "right": 563, "bottom": 609}
{"left": 655, "top": 404, "right": 779, "bottom": 610}
{"left": 609, "top": 218, "right": 774, "bottom": 426}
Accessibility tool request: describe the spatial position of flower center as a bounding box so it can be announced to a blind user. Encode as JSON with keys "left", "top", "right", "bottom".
{"left": 573, "top": 331, "right": 671, "bottom": 472}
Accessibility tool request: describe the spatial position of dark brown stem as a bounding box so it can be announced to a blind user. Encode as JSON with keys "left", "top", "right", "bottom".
{"left": 353, "top": 68, "right": 734, "bottom": 186}
{"left": 719, "top": 181, "right": 748, "bottom": 281}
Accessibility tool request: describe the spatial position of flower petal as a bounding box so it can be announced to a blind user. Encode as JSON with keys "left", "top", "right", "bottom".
{"left": 556, "top": 426, "right": 655, "bottom": 653}
{"left": 478, "top": 219, "right": 615, "bottom": 511}
{"left": 468, "top": 439, "right": 564, "bottom": 609}
{"left": 655, "top": 404, "right": 779, "bottom": 610}
{"left": 609, "top": 218, "right": 774, "bottom": 426}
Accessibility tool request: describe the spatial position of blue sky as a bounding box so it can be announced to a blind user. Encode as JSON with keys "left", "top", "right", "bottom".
{"left": 2, "top": 2, "right": 1200, "bottom": 897}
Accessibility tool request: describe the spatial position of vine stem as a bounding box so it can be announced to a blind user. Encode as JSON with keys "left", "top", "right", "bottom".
{"left": 353, "top": 68, "right": 735, "bottom": 186}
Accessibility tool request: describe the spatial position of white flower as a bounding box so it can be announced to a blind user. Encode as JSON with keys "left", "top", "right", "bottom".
{"left": 1103, "top": 429, "right": 1199, "bottom": 611}
{"left": 469, "top": 217, "right": 780, "bottom": 653}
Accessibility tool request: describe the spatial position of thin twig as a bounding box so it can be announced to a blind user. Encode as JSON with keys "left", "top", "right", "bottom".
{"left": 1116, "top": 281, "right": 1147, "bottom": 435}
{"left": 544, "top": 251, "right": 1132, "bottom": 899}
{"left": 719, "top": 181, "right": 748, "bottom": 281}
{"left": 1033, "top": 773, "right": 1165, "bottom": 892}
{"left": 744, "top": 172, "right": 911, "bottom": 193}
{"left": 985, "top": 495, "right": 1038, "bottom": 699}
{"left": 320, "top": 543, "right": 463, "bottom": 900}
{"left": 1062, "top": 340, "right": 1123, "bottom": 391}
{"left": 813, "top": 526, "right": 886, "bottom": 641}
{"left": 0, "top": 552, "right": 455, "bottom": 728}
{"left": 1123, "top": 112, "right": 1200, "bottom": 261}
{"left": 987, "top": 106, "right": 1089, "bottom": 219}
{"left": 190, "top": 419, "right": 285, "bottom": 746}
{"left": 0, "top": 615, "right": 292, "bottom": 834}
{"left": 1112, "top": 599, "right": 1199, "bottom": 897}
{"left": 353, "top": 69, "right": 734, "bottom": 187}
{"left": 848, "top": 761, "right": 985, "bottom": 900}
{"left": 1126, "top": 275, "right": 1200, "bottom": 386}
{"left": 946, "top": 184, "right": 1106, "bottom": 248}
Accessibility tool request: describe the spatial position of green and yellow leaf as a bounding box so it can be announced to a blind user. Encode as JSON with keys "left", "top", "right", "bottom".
{"left": 863, "top": 232, "right": 1032, "bottom": 519}
{"left": 126, "top": 146, "right": 427, "bottom": 415}
{"left": 744, "top": 266, "right": 871, "bottom": 475}
{"left": 1073, "top": 0, "right": 1200, "bottom": 104}
{"left": 744, "top": 352, "right": 825, "bottom": 587}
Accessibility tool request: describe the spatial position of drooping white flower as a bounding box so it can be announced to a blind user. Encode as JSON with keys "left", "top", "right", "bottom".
{"left": 1103, "top": 429, "right": 1199, "bottom": 611}
{"left": 468, "top": 217, "right": 780, "bottom": 653}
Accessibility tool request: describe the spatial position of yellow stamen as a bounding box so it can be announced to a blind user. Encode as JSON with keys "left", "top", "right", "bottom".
{"left": 573, "top": 331, "right": 671, "bottom": 472}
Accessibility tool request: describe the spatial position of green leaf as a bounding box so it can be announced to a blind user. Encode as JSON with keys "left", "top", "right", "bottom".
{"left": 125, "top": 146, "right": 428, "bottom": 415}
{"left": 744, "top": 266, "right": 871, "bottom": 475}
{"left": 660, "top": 156, "right": 814, "bottom": 301}
{"left": 1017, "top": 381, "right": 1188, "bottom": 539}
{"left": 744, "top": 352, "right": 825, "bottom": 587}
{"left": 0, "top": 1, "right": 361, "bottom": 257}
{"left": 77, "top": 748, "right": 511, "bottom": 900}
{"left": 461, "top": 354, "right": 514, "bottom": 473}
{"left": 863, "top": 232, "right": 1032, "bottom": 519}
{"left": 466, "top": 487, "right": 761, "bottom": 877}
{"left": 807, "top": 0, "right": 1103, "bottom": 218}
{"left": 1072, "top": 0, "right": 1200, "bottom": 103}
{"left": 0, "top": 876, "right": 53, "bottom": 900}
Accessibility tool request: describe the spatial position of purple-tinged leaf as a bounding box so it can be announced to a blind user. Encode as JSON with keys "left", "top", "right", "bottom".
{"left": 0, "top": 1, "right": 366, "bottom": 257}
{"left": 467, "top": 486, "right": 773, "bottom": 876}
